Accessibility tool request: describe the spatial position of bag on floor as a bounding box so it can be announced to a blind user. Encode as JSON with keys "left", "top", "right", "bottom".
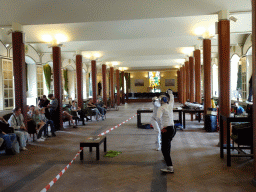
{"left": 12, "top": 139, "right": 20, "bottom": 153}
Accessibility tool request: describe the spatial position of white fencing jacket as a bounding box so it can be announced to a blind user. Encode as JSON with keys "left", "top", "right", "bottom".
{"left": 156, "top": 93, "right": 174, "bottom": 129}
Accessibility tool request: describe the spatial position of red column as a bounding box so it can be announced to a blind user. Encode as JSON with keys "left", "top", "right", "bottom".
{"left": 203, "top": 39, "right": 212, "bottom": 116}
{"left": 116, "top": 69, "right": 120, "bottom": 105}
{"left": 183, "top": 65, "right": 186, "bottom": 104}
{"left": 180, "top": 67, "right": 184, "bottom": 104}
{"left": 251, "top": 0, "right": 256, "bottom": 183}
{"left": 12, "top": 31, "right": 27, "bottom": 126}
{"left": 121, "top": 71, "right": 125, "bottom": 104}
{"left": 110, "top": 67, "right": 114, "bottom": 106}
{"left": 177, "top": 70, "right": 181, "bottom": 103}
{"left": 102, "top": 64, "right": 107, "bottom": 105}
{"left": 52, "top": 46, "right": 63, "bottom": 130}
{"left": 189, "top": 56, "right": 195, "bottom": 102}
{"left": 218, "top": 19, "right": 230, "bottom": 144}
{"left": 125, "top": 73, "right": 129, "bottom": 102}
{"left": 194, "top": 49, "right": 201, "bottom": 103}
{"left": 185, "top": 61, "right": 190, "bottom": 101}
{"left": 91, "top": 60, "right": 97, "bottom": 103}
{"left": 76, "top": 55, "right": 83, "bottom": 108}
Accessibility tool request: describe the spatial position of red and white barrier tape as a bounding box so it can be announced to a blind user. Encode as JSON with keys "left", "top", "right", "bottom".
{"left": 98, "top": 114, "right": 137, "bottom": 136}
{"left": 40, "top": 148, "right": 82, "bottom": 192}
{"left": 40, "top": 113, "right": 136, "bottom": 192}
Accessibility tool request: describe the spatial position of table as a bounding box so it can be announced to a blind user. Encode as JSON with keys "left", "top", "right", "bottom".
{"left": 182, "top": 109, "right": 204, "bottom": 129}
{"left": 80, "top": 136, "right": 107, "bottom": 160}
{"left": 220, "top": 115, "right": 251, "bottom": 166}
{"left": 137, "top": 108, "right": 183, "bottom": 128}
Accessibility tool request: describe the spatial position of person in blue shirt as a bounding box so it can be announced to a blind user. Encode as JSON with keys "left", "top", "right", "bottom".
{"left": 234, "top": 101, "right": 245, "bottom": 115}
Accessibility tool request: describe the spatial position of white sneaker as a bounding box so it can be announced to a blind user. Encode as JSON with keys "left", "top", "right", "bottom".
{"left": 36, "top": 138, "right": 45, "bottom": 142}
{"left": 41, "top": 136, "right": 47, "bottom": 140}
{"left": 156, "top": 147, "right": 161, "bottom": 151}
{"left": 21, "top": 147, "right": 28, "bottom": 151}
{"left": 161, "top": 166, "right": 174, "bottom": 173}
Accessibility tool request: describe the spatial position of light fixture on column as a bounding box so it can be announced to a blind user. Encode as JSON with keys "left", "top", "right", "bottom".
{"left": 82, "top": 52, "right": 102, "bottom": 61}
{"left": 119, "top": 67, "right": 128, "bottom": 71}
{"left": 195, "top": 25, "right": 216, "bottom": 40}
{"left": 182, "top": 47, "right": 195, "bottom": 56}
{"left": 42, "top": 34, "right": 68, "bottom": 47}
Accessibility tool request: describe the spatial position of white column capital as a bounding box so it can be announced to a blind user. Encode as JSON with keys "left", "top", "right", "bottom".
{"left": 218, "top": 10, "right": 229, "bottom": 21}
{"left": 12, "top": 22, "right": 23, "bottom": 32}
{"left": 76, "top": 50, "right": 82, "bottom": 55}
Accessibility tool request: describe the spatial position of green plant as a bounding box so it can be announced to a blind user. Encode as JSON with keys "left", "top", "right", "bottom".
{"left": 63, "top": 69, "right": 69, "bottom": 93}
{"left": 43, "top": 64, "right": 51, "bottom": 92}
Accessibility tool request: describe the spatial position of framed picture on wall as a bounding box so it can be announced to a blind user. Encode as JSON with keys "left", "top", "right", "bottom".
{"left": 165, "top": 79, "right": 175, "bottom": 86}
{"left": 135, "top": 79, "right": 144, "bottom": 86}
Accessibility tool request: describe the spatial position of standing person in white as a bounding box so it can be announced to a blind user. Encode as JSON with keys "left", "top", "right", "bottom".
{"left": 150, "top": 96, "right": 161, "bottom": 151}
{"left": 8, "top": 107, "right": 29, "bottom": 151}
{"left": 157, "top": 90, "right": 176, "bottom": 173}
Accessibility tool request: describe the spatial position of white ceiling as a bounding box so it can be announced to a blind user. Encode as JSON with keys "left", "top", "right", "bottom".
{"left": 0, "top": 0, "right": 252, "bottom": 70}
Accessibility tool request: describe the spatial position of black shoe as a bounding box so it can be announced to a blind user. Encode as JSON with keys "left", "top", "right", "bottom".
{"left": 73, "top": 126, "right": 77, "bottom": 128}
{"left": 52, "top": 133, "right": 56, "bottom": 137}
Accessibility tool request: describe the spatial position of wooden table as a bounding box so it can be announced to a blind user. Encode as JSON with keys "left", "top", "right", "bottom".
{"left": 182, "top": 109, "right": 204, "bottom": 129}
{"left": 137, "top": 108, "right": 183, "bottom": 128}
{"left": 219, "top": 115, "right": 251, "bottom": 166}
{"left": 80, "top": 136, "right": 107, "bottom": 160}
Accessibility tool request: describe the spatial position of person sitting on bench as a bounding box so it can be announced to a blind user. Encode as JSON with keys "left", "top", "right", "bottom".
{"left": 8, "top": 107, "right": 29, "bottom": 151}
{"left": 0, "top": 117, "right": 17, "bottom": 155}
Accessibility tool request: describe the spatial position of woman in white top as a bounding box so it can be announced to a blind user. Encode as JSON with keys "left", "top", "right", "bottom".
{"left": 157, "top": 90, "right": 176, "bottom": 173}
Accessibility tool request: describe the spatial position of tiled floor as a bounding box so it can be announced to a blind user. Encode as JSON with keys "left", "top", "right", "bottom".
{"left": 0, "top": 102, "right": 255, "bottom": 192}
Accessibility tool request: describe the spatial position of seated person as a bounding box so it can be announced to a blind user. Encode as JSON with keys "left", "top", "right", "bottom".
{"left": 32, "top": 109, "right": 47, "bottom": 141}
{"left": 234, "top": 101, "right": 245, "bottom": 115}
{"left": 63, "top": 110, "right": 77, "bottom": 128}
{"left": 39, "top": 108, "right": 56, "bottom": 137}
{"left": 71, "top": 101, "right": 85, "bottom": 125}
{"left": 96, "top": 99, "right": 107, "bottom": 120}
{"left": 0, "top": 117, "right": 17, "bottom": 155}
{"left": 87, "top": 99, "right": 102, "bottom": 120}
{"left": 8, "top": 107, "right": 29, "bottom": 151}
{"left": 38, "top": 95, "right": 50, "bottom": 118}
{"left": 27, "top": 105, "right": 36, "bottom": 119}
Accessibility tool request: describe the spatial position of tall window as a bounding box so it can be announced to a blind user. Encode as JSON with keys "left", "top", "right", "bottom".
{"left": 230, "top": 55, "right": 240, "bottom": 100}
{"left": 74, "top": 73, "right": 77, "bottom": 99}
{"left": 89, "top": 73, "right": 92, "bottom": 98}
{"left": 2, "top": 59, "right": 14, "bottom": 109}
{"left": 149, "top": 71, "right": 160, "bottom": 92}
{"left": 212, "top": 64, "right": 218, "bottom": 97}
{"left": 37, "top": 66, "right": 44, "bottom": 98}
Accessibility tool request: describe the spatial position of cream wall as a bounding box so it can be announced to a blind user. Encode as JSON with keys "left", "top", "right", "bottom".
{"left": 129, "top": 70, "right": 177, "bottom": 93}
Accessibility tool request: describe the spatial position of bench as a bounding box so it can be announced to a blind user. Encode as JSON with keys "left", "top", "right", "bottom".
{"left": 80, "top": 136, "right": 107, "bottom": 160}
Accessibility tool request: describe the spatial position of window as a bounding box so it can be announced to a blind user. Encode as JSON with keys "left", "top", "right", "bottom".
{"left": 230, "top": 55, "right": 240, "bottom": 100}
{"left": 149, "top": 71, "right": 160, "bottom": 92}
{"left": 37, "top": 66, "right": 44, "bottom": 98}
{"left": 2, "top": 59, "right": 14, "bottom": 109}
{"left": 212, "top": 64, "right": 218, "bottom": 97}
{"left": 89, "top": 73, "right": 92, "bottom": 98}
{"left": 74, "top": 73, "right": 77, "bottom": 99}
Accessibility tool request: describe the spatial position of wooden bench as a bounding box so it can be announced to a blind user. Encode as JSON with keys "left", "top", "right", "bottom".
{"left": 80, "top": 136, "right": 107, "bottom": 160}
